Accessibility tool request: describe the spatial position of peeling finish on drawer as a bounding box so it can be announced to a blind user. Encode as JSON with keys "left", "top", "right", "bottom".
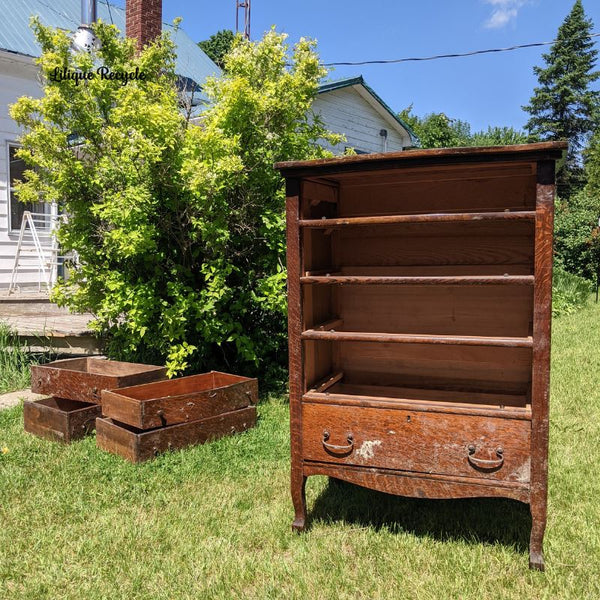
{"left": 355, "top": 439, "right": 382, "bottom": 461}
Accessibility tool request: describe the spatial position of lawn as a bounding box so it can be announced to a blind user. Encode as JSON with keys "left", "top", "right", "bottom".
{"left": 0, "top": 323, "right": 35, "bottom": 395}
{"left": 1, "top": 304, "right": 599, "bottom": 599}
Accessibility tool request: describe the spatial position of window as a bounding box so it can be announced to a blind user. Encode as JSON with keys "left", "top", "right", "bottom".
{"left": 8, "top": 143, "right": 48, "bottom": 232}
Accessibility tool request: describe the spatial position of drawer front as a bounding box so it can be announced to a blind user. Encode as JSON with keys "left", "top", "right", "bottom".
{"left": 302, "top": 403, "right": 530, "bottom": 483}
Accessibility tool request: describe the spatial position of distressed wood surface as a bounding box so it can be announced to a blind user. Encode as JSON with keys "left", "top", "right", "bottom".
{"left": 302, "top": 403, "right": 531, "bottom": 483}
{"left": 31, "top": 358, "right": 167, "bottom": 404}
{"left": 301, "top": 275, "right": 535, "bottom": 286}
{"left": 275, "top": 141, "right": 567, "bottom": 178}
{"left": 23, "top": 397, "right": 102, "bottom": 443}
{"left": 286, "top": 178, "right": 308, "bottom": 531}
{"left": 528, "top": 160, "right": 555, "bottom": 571}
{"left": 302, "top": 329, "right": 533, "bottom": 348}
{"left": 282, "top": 143, "right": 558, "bottom": 569}
{"left": 336, "top": 284, "right": 533, "bottom": 338}
{"left": 304, "top": 463, "right": 530, "bottom": 503}
{"left": 304, "top": 388, "right": 531, "bottom": 420}
{"left": 101, "top": 371, "right": 257, "bottom": 429}
{"left": 300, "top": 210, "right": 536, "bottom": 228}
{"left": 96, "top": 406, "right": 257, "bottom": 463}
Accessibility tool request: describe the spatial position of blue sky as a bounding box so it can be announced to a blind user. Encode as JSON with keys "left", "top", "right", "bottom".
{"left": 111, "top": 1, "right": 600, "bottom": 133}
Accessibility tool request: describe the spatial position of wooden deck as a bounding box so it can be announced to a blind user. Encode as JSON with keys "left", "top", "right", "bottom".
{"left": 0, "top": 292, "right": 101, "bottom": 355}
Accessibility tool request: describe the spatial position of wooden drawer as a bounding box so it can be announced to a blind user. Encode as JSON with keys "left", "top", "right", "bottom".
{"left": 31, "top": 358, "right": 167, "bottom": 404}
{"left": 302, "top": 403, "right": 530, "bottom": 483}
{"left": 101, "top": 371, "right": 257, "bottom": 429}
{"left": 96, "top": 406, "right": 256, "bottom": 463}
{"left": 24, "top": 397, "right": 102, "bottom": 443}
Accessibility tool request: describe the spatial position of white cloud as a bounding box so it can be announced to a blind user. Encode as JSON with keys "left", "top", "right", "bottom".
{"left": 483, "top": 0, "right": 527, "bottom": 29}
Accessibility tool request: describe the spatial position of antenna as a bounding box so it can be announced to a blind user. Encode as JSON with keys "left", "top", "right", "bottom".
{"left": 235, "top": 0, "right": 251, "bottom": 40}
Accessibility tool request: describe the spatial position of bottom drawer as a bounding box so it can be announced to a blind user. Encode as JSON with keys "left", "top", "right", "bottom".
{"left": 97, "top": 405, "right": 257, "bottom": 463}
{"left": 302, "top": 403, "right": 530, "bottom": 483}
{"left": 24, "top": 397, "right": 102, "bottom": 443}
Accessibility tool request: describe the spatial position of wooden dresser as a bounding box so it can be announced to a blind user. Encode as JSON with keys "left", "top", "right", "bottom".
{"left": 276, "top": 142, "right": 566, "bottom": 571}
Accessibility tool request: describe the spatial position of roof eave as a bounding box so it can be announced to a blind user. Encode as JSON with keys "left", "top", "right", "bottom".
{"left": 318, "top": 75, "right": 420, "bottom": 147}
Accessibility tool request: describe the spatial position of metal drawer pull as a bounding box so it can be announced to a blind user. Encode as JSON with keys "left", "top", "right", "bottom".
{"left": 467, "top": 445, "right": 504, "bottom": 469}
{"left": 322, "top": 430, "right": 354, "bottom": 454}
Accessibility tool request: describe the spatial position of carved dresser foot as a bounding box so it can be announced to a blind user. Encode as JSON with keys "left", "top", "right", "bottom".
{"left": 529, "top": 550, "right": 545, "bottom": 571}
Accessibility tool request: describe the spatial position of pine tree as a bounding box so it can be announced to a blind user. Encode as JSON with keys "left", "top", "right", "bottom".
{"left": 523, "top": 0, "right": 600, "bottom": 196}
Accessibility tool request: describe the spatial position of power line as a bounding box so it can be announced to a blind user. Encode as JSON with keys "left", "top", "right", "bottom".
{"left": 323, "top": 32, "right": 600, "bottom": 67}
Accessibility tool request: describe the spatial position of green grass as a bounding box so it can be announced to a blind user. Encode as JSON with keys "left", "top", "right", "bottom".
{"left": 0, "top": 323, "right": 34, "bottom": 394}
{"left": 552, "top": 267, "right": 593, "bottom": 317}
{"left": 1, "top": 305, "right": 600, "bottom": 599}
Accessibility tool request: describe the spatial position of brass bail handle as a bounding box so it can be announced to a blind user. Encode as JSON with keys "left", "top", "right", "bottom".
{"left": 322, "top": 430, "right": 354, "bottom": 454}
{"left": 467, "top": 444, "right": 504, "bottom": 469}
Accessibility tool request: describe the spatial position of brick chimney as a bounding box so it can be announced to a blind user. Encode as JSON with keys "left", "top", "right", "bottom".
{"left": 126, "top": 0, "right": 162, "bottom": 51}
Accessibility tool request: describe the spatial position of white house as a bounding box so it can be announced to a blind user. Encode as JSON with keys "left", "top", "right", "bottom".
{"left": 315, "top": 76, "right": 417, "bottom": 155}
{"left": 0, "top": 50, "right": 43, "bottom": 291}
{"left": 0, "top": 0, "right": 417, "bottom": 291}
{"left": 0, "top": 0, "right": 220, "bottom": 292}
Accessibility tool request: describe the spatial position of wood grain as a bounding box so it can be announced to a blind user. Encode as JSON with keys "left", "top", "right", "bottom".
{"left": 96, "top": 406, "right": 257, "bottom": 463}
{"left": 303, "top": 463, "right": 530, "bottom": 503}
{"left": 300, "top": 210, "right": 536, "bottom": 228}
{"left": 24, "top": 397, "right": 102, "bottom": 443}
{"left": 275, "top": 141, "right": 567, "bottom": 177}
{"left": 31, "top": 358, "right": 167, "bottom": 404}
{"left": 301, "top": 275, "right": 535, "bottom": 286}
{"left": 286, "top": 178, "right": 308, "bottom": 530}
{"left": 302, "top": 329, "right": 533, "bottom": 348}
{"left": 101, "top": 371, "right": 257, "bottom": 429}
{"left": 281, "top": 143, "right": 558, "bottom": 568}
{"left": 337, "top": 285, "right": 533, "bottom": 337}
{"left": 302, "top": 403, "right": 531, "bottom": 483}
{"left": 528, "top": 160, "right": 555, "bottom": 571}
{"left": 304, "top": 383, "right": 531, "bottom": 418}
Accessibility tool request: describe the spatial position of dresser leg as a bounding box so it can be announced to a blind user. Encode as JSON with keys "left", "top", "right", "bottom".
{"left": 529, "top": 500, "right": 546, "bottom": 571}
{"left": 291, "top": 471, "right": 307, "bottom": 532}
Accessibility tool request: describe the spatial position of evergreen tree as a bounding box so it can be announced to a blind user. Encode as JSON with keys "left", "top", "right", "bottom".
{"left": 523, "top": 0, "right": 600, "bottom": 197}
{"left": 198, "top": 29, "right": 235, "bottom": 69}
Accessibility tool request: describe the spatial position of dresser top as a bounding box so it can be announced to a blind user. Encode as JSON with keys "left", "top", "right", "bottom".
{"left": 275, "top": 141, "right": 567, "bottom": 178}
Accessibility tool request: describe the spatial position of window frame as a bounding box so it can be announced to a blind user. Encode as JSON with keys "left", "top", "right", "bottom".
{"left": 7, "top": 141, "right": 49, "bottom": 233}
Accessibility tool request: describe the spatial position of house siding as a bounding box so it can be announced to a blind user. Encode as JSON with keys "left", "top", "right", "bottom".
{"left": 313, "top": 85, "right": 410, "bottom": 155}
{"left": 0, "top": 51, "right": 51, "bottom": 289}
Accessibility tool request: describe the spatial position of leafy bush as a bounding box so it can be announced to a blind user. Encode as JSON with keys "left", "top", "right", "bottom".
{"left": 552, "top": 267, "right": 592, "bottom": 317}
{"left": 11, "top": 21, "right": 340, "bottom": 380}
{"left": 554, "top": 190, "right": 600, "bottom": 280}
{"left": 398, "top": 107, "right": 529, "bottom": 149}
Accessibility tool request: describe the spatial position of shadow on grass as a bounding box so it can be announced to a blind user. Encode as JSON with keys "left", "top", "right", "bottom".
{"left": 309, "top": 479, "right": 531, "bottom": 551}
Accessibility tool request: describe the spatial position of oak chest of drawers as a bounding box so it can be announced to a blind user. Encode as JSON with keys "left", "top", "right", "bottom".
{"left": 276, "top": 142, "right": 566, "bottom": 571}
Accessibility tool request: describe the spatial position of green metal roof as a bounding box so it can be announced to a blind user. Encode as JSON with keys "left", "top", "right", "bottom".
{"left": 318, "top": 75, "right": 420, "bottom": 147}
{"left": 0, "top": 0, "right": 220, "bottom": 99}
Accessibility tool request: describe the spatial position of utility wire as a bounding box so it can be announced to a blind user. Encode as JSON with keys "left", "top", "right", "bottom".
{"left": 323, "top": 32, "right": 600, "bottom": 66}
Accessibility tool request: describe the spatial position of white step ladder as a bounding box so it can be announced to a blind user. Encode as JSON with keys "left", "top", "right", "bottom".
{"left": 8, "top": 208, "right": 66, "bottom": 295}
